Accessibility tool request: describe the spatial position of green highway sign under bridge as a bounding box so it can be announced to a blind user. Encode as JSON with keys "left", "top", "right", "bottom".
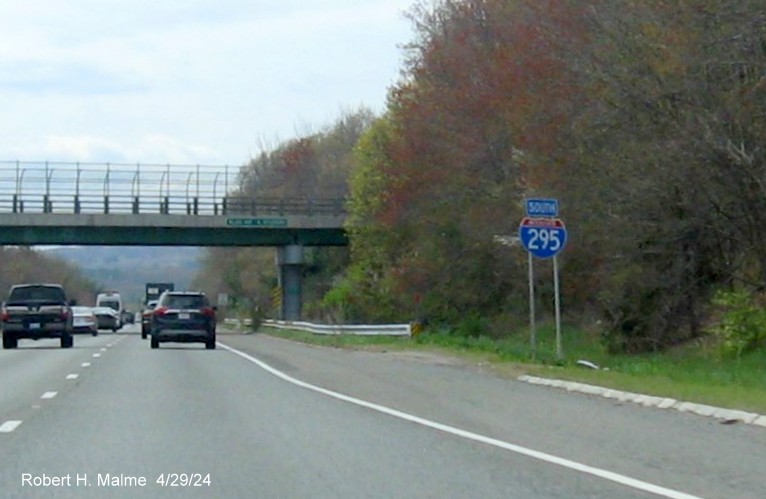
{"left": 226, "top": 217, "right": 288, "bottom": 227}
{"left": 0, "top": 213, "right": 347, "bottom": 247}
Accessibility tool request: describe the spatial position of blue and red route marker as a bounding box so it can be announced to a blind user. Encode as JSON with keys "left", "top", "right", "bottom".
{"left": 519, "top": 217, "right": 567, "bottom": 259}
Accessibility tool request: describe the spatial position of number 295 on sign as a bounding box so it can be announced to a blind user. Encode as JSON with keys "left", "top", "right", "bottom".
{"left": 527, "top": 228, "right": 562, "bottom": 250}
{"left": 519, "top": 218, "right": 567, "bottom": 259}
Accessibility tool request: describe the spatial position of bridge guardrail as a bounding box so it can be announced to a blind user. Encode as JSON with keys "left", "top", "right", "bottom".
{"left": 0, "top": 160, "right": 345, "bottom": 216}
{"left": 224, "top": 318, "right": 411, "bottom": 337}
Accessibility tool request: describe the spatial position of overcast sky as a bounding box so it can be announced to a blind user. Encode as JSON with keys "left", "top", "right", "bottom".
{"left": 0, "top": 1, "right": 415, "bottom": 166}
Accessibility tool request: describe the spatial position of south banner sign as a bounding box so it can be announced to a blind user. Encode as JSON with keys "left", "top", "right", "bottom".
{"left": 525, "top": 198, "right": 559, "bottom": 218}
{"left": 519, "top": 217, "right": 567, "bottom": 259}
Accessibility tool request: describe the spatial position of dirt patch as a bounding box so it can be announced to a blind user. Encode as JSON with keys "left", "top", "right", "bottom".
{"left": 368, "top": 348, "right": 532, "bottom": 380}
{"left": 376, "top": 350, "right": 469, "bottom": 367}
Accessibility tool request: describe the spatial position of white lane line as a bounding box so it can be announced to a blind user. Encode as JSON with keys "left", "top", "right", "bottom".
{"left": 93, "top": 353, "right": 101, "bottom": 358}
{"left": 40, "top": 391, "right": 58, "bottom": 399}
{"left": 100, "top": 348, "right": 107, "bottom": 351}
{"left": 0, "top": 420, "right": 22, "bottom": 433}
{"left": 66, "top": 374, "right": 79, "bottom": 380}
{"left": 81, "top": 362, "right": 91, "bottom": 367}
{"left": 219, "top": 342, "right": 704, "bottom": 499}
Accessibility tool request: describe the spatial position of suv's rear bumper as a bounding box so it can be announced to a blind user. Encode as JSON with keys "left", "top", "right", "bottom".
{"left": 152, "top": 329, "right": 214, "bottom": 343}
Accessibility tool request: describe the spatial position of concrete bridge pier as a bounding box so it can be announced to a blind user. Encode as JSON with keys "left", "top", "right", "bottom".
{"left": 276, "top": 244, "right": 304, "bottom": 321}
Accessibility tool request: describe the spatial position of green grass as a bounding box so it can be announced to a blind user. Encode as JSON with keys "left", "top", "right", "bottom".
{"left": 258, "top": 323, "right": 766, "bottom": 414}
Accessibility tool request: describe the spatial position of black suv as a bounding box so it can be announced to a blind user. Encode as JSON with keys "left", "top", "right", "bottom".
{"left": 1, "top": 284, "right": 74, "bottom": 349}
{"left": 149, "top": 291, "right": 216, "bottom": 349}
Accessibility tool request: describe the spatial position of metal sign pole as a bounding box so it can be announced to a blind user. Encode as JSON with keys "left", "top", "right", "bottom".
{"left": 520, "top": 198, "right": 566, "bottom": 361}
{"left": 554, "top": 255, "right": 563, "bottom": 360}
{"left": 528, "top": 251, "right": 536, "bottom": 360}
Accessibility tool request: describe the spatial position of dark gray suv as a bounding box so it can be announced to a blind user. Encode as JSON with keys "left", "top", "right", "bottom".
{"left": 149, "top": 291, "right": 216, "bottom": 349}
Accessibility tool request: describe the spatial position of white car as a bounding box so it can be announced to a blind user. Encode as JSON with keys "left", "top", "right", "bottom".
{"left": 92, "top": 307, "right": 122, "bottom": 332}
{"left": 71, "top": 306, "right": 98, "bottom": 336}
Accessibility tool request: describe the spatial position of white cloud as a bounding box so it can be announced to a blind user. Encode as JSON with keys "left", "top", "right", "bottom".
{"left": 44, "top": 136, "right": 125, "bottom": 162}
{"left": 40, "top": 134, "right": 220, "bottom": 165}
{"left": 0, "top": 0, "right": 415, "bottom": 164}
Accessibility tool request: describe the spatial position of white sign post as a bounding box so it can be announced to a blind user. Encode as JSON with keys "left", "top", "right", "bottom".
{"left": 553, "top": 255, "right": 562, "bottom": 360}
{"left": 528, "top": 251, "right": 536, "bottom": 359}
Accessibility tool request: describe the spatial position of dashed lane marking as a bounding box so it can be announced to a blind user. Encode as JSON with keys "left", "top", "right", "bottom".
{"left": 0, "top": 420, "right": 22, "bottom": 433}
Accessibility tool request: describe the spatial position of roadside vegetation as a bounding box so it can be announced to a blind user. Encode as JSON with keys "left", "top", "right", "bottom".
{"left": 259, "top": 323, "right": 766, "bottom": 414}
{"left": 199, "top": 0, "right": 766, "bottom": 411}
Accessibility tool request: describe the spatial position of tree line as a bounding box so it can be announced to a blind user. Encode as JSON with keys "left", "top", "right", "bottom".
{"left": 195, "top": 0, "right": 766, "bottom": 353}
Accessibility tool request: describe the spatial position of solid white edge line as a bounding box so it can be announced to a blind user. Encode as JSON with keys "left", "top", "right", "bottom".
{"left": 40, "top": 391, "right": 57, "bottom": 399}
{"left": 219, "top": 341, "right": 704, "bottom": 499}
{"left": 0, "top": 420, "right": 22, "bottom": 433}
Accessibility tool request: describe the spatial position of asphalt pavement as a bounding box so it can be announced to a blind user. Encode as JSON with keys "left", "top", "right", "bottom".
{"left": 0, "top": 326, "right": 762, "bottom": 498}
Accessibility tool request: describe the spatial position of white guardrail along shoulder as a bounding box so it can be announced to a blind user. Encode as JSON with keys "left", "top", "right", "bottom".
{"left": 224, "top": 318, "right": 411, "bottom": 337}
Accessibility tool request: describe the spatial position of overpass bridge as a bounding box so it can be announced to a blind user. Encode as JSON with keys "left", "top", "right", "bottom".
{"left": 0, "top": 161, "right": 349, "bottom": 320}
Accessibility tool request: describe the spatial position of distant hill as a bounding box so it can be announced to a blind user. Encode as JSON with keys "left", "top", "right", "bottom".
{"left": 44, "top": 246, "right": 202, "bottom": 309}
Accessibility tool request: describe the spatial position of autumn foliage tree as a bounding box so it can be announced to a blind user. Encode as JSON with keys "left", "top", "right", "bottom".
{"left": 564, "top": 0, "right": 766, "bottom": 351}
{"left": 341, "top": 0, "right": 766, "bottom": 352}
{"left": 340, "top": 0, "right": 588, "bottom": 330}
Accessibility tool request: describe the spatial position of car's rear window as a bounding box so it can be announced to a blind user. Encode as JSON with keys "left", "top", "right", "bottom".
{"left": 8, "top": 285, "right": 66, "bottom": 303}
{"left": 100, "top": 299, "right": 120, "bottom": 311}
{"left": 162, "top": 295, "right": 209, "bottom": 309}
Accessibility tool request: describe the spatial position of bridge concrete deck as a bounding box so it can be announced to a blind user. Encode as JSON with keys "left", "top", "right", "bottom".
{"left": 0, "top": 213, "right": 347, "bottom": 246}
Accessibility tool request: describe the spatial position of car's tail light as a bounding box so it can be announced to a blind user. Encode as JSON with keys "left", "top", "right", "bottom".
{"left": 153, "top": 306, "right": 169, "bottom": 316}
{"left": 60, "top": 309, "right": 70, "bottom": 320}
{"left": 201, "top": 307, "right": 216, "bottom": 317}
{"left": 0, "top": 307, "right": 8, "bottom": 322}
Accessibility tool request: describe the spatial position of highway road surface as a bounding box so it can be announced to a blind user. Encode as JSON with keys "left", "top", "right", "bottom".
{"left": 0, "top": 325, "right": 763, "bottom": 498}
